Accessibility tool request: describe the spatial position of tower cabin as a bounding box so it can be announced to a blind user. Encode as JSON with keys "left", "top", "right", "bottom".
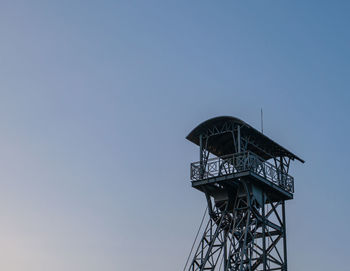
{"left": 187, "top": 116, "right": 304, "bottom": 204}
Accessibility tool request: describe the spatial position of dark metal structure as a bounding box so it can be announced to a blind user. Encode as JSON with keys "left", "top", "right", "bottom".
{"left": 184, "top": 116, "right": 304, "bottom": 271}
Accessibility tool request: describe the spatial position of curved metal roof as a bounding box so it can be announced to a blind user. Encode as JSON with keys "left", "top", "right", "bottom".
{"left": 186, "top": 116, "right": 304, "bottom": 163}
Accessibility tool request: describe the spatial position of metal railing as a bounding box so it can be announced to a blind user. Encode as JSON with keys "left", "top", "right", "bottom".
{"left": 190, "top": 151, "right": 294, "bottom": 193}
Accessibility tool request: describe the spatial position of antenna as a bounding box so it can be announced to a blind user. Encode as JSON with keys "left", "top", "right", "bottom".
{"left": 261, "top": 108, "right": 263, "bottom": 134}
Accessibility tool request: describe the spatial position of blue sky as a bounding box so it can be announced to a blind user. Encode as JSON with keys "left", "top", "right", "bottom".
{"left": 0, "top": 1, "right": 349, "bottom": 270}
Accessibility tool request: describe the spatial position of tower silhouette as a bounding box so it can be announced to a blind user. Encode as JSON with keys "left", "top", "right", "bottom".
{"left": 185, "top": 116, "right": 304, "bottom": 271}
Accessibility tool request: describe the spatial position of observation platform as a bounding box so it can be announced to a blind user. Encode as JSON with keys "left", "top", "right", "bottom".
{"left": 190, "top": 151, "right": 294, "bottom": 201}
{"left": 187, "top": 116, "right": 303, "bottom": 202}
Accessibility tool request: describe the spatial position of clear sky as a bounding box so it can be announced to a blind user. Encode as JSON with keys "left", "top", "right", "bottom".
{"left": 0, "top": 1, "right": 349, "bottom": 270}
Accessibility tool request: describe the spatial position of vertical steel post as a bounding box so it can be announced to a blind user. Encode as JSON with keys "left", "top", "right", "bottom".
{"left": 262, "top": 192, "right": 267, "bottom": 271}
{"left": 224, "top": 234, "right": 228, "bottom": 270}
{"left": 280, "top": 156, "right": 284, "bottom": 188}
{"left": 282, "top": 200, "right": 288, "bottom": 271}
{"left": 200, "top": 134, "right": 203, "bottom": 179}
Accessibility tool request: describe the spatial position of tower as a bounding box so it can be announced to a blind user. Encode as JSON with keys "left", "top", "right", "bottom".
{"left": 184, "top": 116, "right": 304, "bottom": 271}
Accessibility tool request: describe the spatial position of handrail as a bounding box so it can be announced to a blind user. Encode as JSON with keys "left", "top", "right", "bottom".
{"left": 190, "top": 151, "right": 294, "bottom": 193}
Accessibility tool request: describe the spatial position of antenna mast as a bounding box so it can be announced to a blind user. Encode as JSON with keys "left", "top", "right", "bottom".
{"left": 261, "top": 108, "right": 264, "bottom": 134}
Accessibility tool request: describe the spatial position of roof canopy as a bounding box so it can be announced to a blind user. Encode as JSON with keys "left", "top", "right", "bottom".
{"left": 186, "top": 116, "right": 304, "bottom": 163}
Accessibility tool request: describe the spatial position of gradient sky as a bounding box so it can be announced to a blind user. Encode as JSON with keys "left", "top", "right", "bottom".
{"left": 0, "top": 1, "right": 349, "bottom": 270}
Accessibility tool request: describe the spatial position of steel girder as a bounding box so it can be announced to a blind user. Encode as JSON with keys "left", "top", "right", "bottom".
{"left": 188, "top": 181, "right": 287, "bottom": 271}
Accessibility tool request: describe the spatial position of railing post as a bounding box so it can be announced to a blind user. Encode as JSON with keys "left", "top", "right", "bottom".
{"left": 190, "top": 163, "right": 193, "bottom": 180}
{"left": 247, "top": 151, "right": 249, "bottom": 170}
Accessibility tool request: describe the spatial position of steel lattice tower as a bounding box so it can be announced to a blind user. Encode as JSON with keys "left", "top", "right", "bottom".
{"left": 184, "top": 116, "right": 304, "bottom": 271}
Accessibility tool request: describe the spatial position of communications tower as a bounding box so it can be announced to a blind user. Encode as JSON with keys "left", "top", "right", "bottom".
{"left": 184, "top": 116, "right": 304, "bottom": 271}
